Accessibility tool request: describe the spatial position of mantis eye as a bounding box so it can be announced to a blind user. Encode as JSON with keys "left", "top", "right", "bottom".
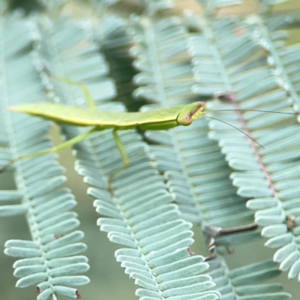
{"left": 183, "top": 115, "right": 191, "bottom": 122}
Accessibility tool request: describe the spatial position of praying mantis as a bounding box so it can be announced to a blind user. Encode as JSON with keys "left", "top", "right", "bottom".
{"left": 3, "top": 79, "right": 206, "bottom": 175}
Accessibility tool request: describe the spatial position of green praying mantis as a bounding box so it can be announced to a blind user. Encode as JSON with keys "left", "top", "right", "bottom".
{"left": 3, "top": 78, "right": 294, "bottom": 177}
{"left": 2, "top": 79, "right": 206, "bottom": 176}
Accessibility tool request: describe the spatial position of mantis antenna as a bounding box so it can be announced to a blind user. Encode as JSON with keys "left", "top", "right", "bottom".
{"left": 204, "top": 114, "right": 265, "bottom": 149}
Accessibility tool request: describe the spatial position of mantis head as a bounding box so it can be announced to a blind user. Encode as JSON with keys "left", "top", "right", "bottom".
{"left": 177, "top": 102, "right": 206, "bottom": 126}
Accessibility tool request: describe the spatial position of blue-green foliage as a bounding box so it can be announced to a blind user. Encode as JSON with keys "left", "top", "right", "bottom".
{"left": 27, "top": 15, "right": 221, "bottom": 300}
{"left": 0, "top": 15, "right": 89, "bottom": 300}
{"left": 205, "top": 16, "right": 300, "bottom": 281}
{"left": 128, "top": 10, "right": 296, "bottom": 298}
{"left": 0, "top": 0, "right": 299, "bottom": 299}
{"left": 208, "top": 258, "right": 291, "bottom": 299}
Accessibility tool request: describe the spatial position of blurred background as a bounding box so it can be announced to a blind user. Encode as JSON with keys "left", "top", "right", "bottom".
{"left": 1, "top": 0, "right": 300, "bottom": 299}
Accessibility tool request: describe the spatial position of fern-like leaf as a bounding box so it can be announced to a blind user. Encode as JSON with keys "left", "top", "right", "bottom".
{"left": 191, "top": 12, "right": 300, "bottom": 281}
{"left": 0, "top": 15, "right": 89, "bottom": 300}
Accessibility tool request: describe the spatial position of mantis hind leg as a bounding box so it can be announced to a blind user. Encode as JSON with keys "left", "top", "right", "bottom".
{"left": 53, "top": 77, "right": 97, "bottom": 110}
{"left": 0, "top": 127, "right": 97, "bottom": 173}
